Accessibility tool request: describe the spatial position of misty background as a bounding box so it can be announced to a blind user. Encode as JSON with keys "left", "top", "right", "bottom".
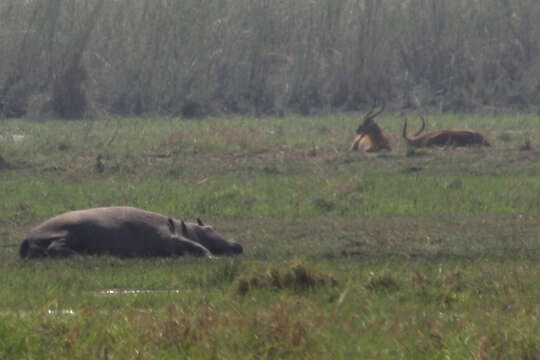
{"left": 1, "top": 0, "right": 539, "bottom": 119}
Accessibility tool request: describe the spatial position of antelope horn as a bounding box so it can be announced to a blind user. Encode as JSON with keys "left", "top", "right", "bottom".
{"left": 368, "top": 99, "right": 385, "bottom": 120}
{"left": 414, "top": 115, "right": 426, "bottom": 137}
{"left": 402, "top": 115, "right": 410, "bottom": 141}
{"left": 364, "top": 98, "right": 378, "bottom": 120}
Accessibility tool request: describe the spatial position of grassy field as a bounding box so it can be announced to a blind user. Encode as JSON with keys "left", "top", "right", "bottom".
{"left": 0, "top": 113, "right": 539, "bottom": 359}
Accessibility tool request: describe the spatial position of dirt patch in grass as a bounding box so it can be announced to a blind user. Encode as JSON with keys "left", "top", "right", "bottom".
{"left": 216, "top": 214, "right": 540, "bottom": 261}
{"left": 162, "top": 145, "right": 540, "bottom": 178}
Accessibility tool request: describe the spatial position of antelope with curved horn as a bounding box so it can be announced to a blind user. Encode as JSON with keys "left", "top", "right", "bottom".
{"left": 402, "top": 115, "right": 490, "bottom": 148}
{"left": 350, "top": 99, "right": 391, "bottom": 152}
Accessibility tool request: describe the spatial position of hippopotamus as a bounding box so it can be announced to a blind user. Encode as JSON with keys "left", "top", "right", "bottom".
{"left": 19, "top": 206, "right": 243, "bottom": 259}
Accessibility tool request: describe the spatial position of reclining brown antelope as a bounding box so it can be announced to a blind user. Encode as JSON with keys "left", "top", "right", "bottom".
{"left": 402, "top": 115, "right": 490, "bottom": 148}
{"left": 350, "top": 100, "right": 391, "bottom": 152}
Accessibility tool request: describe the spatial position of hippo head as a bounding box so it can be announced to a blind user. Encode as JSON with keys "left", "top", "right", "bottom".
{"left": 167, "top": 218, "right": 213, "bottom": 258}
{"left": 20, "top": 239, "right": 47, "bottom": 259}
{"left": 181, "top": 218, "right": 243, "bottom": 255}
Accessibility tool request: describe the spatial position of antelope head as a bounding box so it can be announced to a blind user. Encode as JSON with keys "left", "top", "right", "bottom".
{"left": 355, "top": 99, "right": 386, "bottom": 136}
{"left": 351, "top": 99, "right": 391, "bottom": 152}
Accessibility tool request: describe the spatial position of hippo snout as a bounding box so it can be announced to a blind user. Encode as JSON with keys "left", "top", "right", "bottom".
{"left": 232, "top": 242, "right": 243, "bottom": 254}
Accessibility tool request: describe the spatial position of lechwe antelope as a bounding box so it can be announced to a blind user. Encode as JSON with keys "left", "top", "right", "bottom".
{"left": 402, "top": 115, "right": 490, "bottom": 149}
{"left": 350, "top": 100, "right": 391, "bottom": 152}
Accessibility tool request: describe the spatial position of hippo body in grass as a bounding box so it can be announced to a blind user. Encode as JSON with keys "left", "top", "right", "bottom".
{"left": 19, "top": 206, "right": 243, "bottom": 259}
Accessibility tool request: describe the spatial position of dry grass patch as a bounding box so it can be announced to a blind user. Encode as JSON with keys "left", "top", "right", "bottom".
{"left": 366, "top": 274, "right": 399, "bottom": 293}
{"left": 236, "top": 258, "right": 338, "bottom": 295}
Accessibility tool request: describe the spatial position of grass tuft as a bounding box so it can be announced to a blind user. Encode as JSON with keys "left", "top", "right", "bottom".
{"left": 0, "top": 154, "right": 12, "bottom": 169}
{"left": 519, "top": 136, "right": 533, "bottom": 151}
{"left": 236, "top": 259, "right": 338, "bottom": 295}
{"left": 366, "top": 274, "right": 400, "bottom": 293}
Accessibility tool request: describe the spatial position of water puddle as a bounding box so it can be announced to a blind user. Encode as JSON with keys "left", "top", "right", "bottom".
{"left": 0, "top": 289, "right": 179, "bottom": 318}
{"left": 1, "top": 307, "right": 155, "bottom": 318}
{"left": 48, "top": 309, "right": 76, "bottom": 316}
{"left": 0, "top": 134, "right": 27, "bottom": 142}
{"left": 96, "top": 288, "right": 181, "bottom": 296}
{"left": 0, "top": 309, "right": 76, "bottom": 318}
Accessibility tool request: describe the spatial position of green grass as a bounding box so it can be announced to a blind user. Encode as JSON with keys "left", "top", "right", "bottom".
{"left": 1, "top": 173, "right": 539, "bottom": 223}
{"left": 0, "top": 113, "right": 539, "bottom": 358}
{"left": 1, "top": 257, "right": 538, "bottom": 359}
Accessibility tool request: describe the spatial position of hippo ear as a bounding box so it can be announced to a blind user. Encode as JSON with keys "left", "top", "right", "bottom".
{"left": 167, "top": 218, "right": 176, "bottom": 234}
{"left": 181, "top": 221, "right": 189, "bottom": 236}
{"left": 197, "top": 218, "right": 205, "bottom": 226}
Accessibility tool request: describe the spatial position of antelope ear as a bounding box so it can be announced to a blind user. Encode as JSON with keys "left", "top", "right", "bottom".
{"left": 181, "top": 221, "right": 189, "bottom": 236}
{"left": 197, "top": 218, "right": 205, "bottom": 226}
{"left": 168, "top": 218, "right": 176, "bottom": 234}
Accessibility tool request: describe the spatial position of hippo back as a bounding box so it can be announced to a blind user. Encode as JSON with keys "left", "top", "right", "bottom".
{"left": 24, "top": 207, "right": 175, "bottom": 257}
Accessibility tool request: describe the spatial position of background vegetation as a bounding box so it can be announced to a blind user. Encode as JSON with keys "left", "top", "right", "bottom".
{"left": 1, "top": 0, "right": 540, "bottom": 118}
